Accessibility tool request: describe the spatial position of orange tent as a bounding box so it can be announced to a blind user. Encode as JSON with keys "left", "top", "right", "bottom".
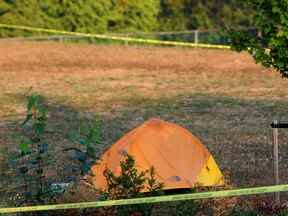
{"left": 90, "top": 118, "right": 224, "bottom": 191}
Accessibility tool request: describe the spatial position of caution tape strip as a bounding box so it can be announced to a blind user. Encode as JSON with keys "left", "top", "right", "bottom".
{"left": 0, "top": 24, "right": 231, "bottom": 49}
{"left": 0, "top": 184, "right": 288, "bottom": 214}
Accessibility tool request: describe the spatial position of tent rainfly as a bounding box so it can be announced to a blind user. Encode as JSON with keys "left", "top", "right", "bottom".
{"left": 90, "top": 118, "right": 224, "bottom": 191}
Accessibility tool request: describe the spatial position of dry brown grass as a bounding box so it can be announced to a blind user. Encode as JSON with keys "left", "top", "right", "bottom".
{"left": 0, "top": 41, "right": 286, "bottom": 117}
{"left": 1, "top": 41, "right": 288, "bottom": 208}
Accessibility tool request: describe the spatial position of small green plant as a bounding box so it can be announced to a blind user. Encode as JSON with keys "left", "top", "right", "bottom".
{"left": 64, "top": 116, "right": 101, "bottom": 178}
{"left": 102, "top": 154, "right": 164, "bottom": 216}
{"left": 8, "top": 94, "right": 54, "bottom": 205}
{"left": 7, "top": 94, "right": 103, "bottom": 207}
{"left": 23, "top": 94, "right": 48, "bottom": 203}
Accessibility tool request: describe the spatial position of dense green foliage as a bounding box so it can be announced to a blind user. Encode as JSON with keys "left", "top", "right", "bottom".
{"left": 229, "top": 0, "right": 288, "bottom": 78}
{"left": 158, "top": 0, "right": 254, "bottom": 31}
{"left": 0, "top": 0, "right": 253, "bottom": 37}
{"left": 0, "top": 0, "right": 159, "bottom": 36}
{"left": 110, "top": 0, "right": 160, "bottom": 32}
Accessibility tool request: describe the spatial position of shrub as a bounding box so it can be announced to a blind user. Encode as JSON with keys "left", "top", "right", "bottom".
{"left": 102, "top": 154, "right": 164, "bottom": 216}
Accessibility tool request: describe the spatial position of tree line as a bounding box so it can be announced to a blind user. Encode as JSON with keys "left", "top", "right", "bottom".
{"left": 0, "top": 0, "right": 254, "bottom": 37}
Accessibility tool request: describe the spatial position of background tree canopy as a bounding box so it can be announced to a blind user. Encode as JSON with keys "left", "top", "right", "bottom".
{"left": 229, "top": 0, "right": 288, "bottom": 78}
{"left": 158, "top": 0, "right": 254, "bottom": 31}
{"left": 0, "top": 0, "right": 254, "bottom": 37}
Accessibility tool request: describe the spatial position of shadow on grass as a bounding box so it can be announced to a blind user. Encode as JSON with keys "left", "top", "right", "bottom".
{"left": 1, "top": 92, "right": 288, "bottom": 207}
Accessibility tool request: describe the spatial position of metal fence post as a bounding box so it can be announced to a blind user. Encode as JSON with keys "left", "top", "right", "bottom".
{"left": 272, "top": 120, "right": 280, "bottom": 204}
{"left": 194, "top": 30, "right": 199, "bottom": 44}
{"left": 125, "top": 34, "right": 129, "bottom": 46}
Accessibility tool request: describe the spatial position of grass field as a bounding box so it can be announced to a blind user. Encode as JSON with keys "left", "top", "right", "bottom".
{"left": 1, "top": 40, "right": 288, "bottom": 206}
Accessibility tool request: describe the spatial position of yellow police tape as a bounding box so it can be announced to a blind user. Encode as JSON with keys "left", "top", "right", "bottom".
{"left": 0, "top": 184, "right": 288, "bottom": 214}
{"left": 0, "top": 23, "right": 231, "bottom": 49}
